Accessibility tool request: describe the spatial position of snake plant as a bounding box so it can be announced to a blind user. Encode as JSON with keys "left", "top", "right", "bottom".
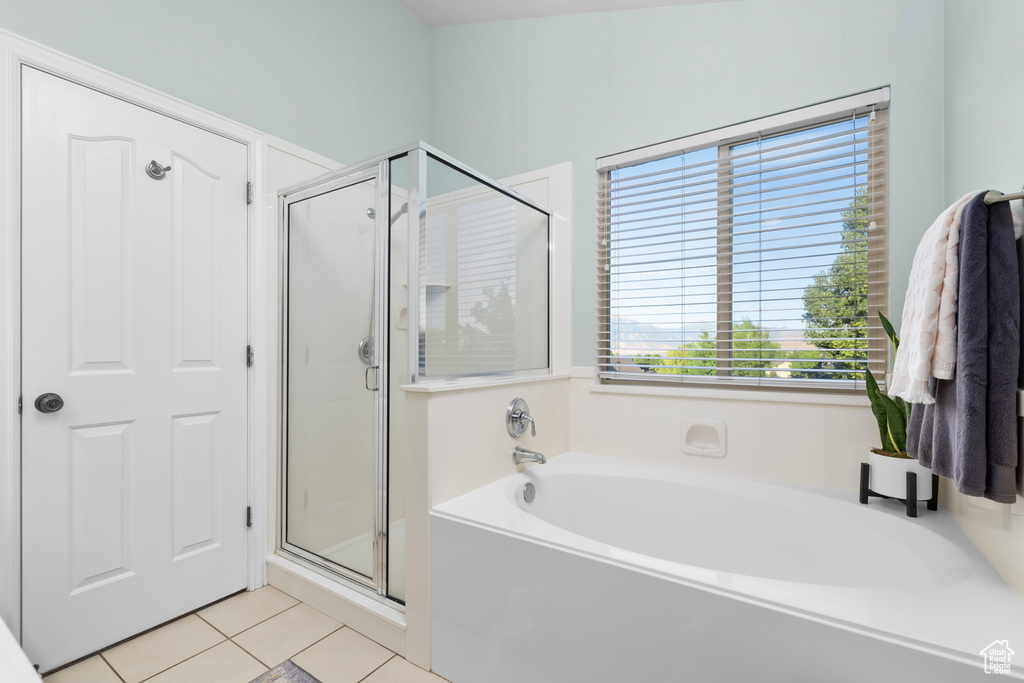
{"left": 865, "top": 311, "right": 913, "bottom": 457}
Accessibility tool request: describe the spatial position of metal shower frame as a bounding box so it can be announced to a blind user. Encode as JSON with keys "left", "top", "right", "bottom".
{"left": 275, "top": 142, "right": 552, "bottom": 606}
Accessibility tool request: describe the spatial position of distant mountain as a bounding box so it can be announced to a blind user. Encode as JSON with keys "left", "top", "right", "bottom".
{"left": 610, "top": 316, "right": 816, "bottom": 354}
{"left": 609, "top": 317, "right": 711, "bottom": 354}
{"left": 769, "top": 327, "right": 816, "bottom": 352}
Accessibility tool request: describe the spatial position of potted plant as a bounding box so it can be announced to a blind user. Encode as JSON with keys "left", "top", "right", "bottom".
{"left": 864, "top": 312, "right": 933, "bottom": 500}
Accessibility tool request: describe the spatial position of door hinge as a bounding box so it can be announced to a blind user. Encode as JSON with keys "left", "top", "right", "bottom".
{"left": 246, "top": 181, "right": 252, "bottom": 205}
{"left": 247, "top": 344, "right": 254, "bottom": 368}
{"left": 246, "top": 506, "right": 253, "bottom": 528}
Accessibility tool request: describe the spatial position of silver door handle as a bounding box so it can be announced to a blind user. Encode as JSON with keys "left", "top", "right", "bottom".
{"left": 365, "top": 365, "right": 378, "bottom": 391}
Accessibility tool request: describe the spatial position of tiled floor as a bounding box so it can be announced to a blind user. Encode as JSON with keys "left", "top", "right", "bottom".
{"left": 42, "top": 586, "right": 449, "bottom": 683}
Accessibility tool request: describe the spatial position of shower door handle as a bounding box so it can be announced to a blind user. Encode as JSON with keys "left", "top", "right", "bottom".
{"left": 365, "top": 365, "right": 379, "bottom": 392}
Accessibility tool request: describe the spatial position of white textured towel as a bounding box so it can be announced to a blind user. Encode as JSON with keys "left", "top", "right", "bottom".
{"left": 929, "top": 195, "right": 977, "bottom": 380}
{"left": 889, "top": 192, "right": 978, "bottom": 404}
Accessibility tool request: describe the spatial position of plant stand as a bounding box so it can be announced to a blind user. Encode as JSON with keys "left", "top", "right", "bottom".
{"left": 859, "top": 462, "right": 939, "bottom": 518}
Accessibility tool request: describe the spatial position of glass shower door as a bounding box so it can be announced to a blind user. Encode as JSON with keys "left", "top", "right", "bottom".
{"left": 283, "top": 171, "right": 384, "bottom": 585}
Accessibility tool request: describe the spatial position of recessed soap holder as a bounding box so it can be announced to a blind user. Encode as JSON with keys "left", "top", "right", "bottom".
{"left": 680, "top": 418, "right": 727, "bottom": 457}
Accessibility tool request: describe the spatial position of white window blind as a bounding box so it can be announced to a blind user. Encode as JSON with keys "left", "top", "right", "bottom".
{"left": 597, "top": 90, "right": 889, "bottom": 389}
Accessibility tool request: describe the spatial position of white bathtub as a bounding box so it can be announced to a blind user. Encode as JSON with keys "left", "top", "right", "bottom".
{"left": 431, "top": 453, "right": 1024, "bottom": 682}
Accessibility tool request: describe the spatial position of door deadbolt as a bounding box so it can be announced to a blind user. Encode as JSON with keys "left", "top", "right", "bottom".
{"left": 34, "top": 393, "right": 64, "bottom": 413}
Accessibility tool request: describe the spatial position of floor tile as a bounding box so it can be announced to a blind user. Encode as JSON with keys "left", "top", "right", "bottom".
{"left": 102, "top": 614, "right": 225, "bottom": 683}
{"left": 291, "top": 627, "right": 394, "bottom": 683}
{"left": 145, "top": 641, "right": 267, "bottom": 683}
{"left": 43, "top": 655, "right": 121, "bottom": 683}
{"left": 362, "top": 657, "right": 449, "bottom": 683}
{"left": 232, "top": 603, "right": 342, "bottom": 668}
{"left": 198, "top": 586, "right": 299, "bottom": 637}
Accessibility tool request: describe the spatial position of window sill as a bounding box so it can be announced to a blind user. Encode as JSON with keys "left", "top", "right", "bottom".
{"left": 585, "top": 378, "right": 870, "bottom": 407}
{"left": 401, "top": 373, "right": 569, "bottom": 394}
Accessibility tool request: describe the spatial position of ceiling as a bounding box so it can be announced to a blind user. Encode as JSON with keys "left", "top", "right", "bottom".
{"left": 395, "top": 0, "right": 739, "bottom": 27}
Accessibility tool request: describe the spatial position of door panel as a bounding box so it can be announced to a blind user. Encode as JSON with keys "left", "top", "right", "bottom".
{"left": 21, "top": 66, "right": 249, "bottom": 671}
{"left": 68, "top": 421, "right": 135, "bottom": 594}
{"left": 68, "top": 137, "right": 135, "bottom": 375}
{"left": 171, "top": 412, "right": 220, "bottom": 559}
{"left": 172, "top": 153, "right": 220, "bottom": 370}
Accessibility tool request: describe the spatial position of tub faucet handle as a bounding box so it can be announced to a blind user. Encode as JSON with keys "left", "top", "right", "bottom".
{"left": 506, "top": 397, "right": 536, "bottom": 438}
{"left": 522, "top": 413, "right": 536, "bottom": 437}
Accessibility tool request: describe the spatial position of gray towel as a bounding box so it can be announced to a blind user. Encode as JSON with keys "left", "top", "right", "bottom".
{"left": 906, "top": 194, "right": 1019, "bottom": 503}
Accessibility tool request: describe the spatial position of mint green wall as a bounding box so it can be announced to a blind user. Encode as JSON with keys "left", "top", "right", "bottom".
{"left": 0, "top": 0, "right": 957, "bottom": 366}
{"left": 0, "top": 0, "right": 429, "bottom": 164}
{"left": 944, "top": 0, "right": 1024, "bottom": 206}
{"left": 428, "top": 0, "right": 946, "bottom": 365}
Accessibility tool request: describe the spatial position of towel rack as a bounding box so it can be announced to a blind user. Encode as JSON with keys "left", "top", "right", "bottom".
{"left": 983, "top": 187, "right": 1024, "bottom": 204}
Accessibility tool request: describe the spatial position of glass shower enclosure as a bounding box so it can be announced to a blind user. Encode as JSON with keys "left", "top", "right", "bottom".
{"left": 278, "top": 143, "right": 551, "bottom": 605}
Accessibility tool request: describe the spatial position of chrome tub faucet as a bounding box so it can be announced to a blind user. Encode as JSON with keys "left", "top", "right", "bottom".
{"left": 513, "top": 446, "right": 547, "bottom": 465}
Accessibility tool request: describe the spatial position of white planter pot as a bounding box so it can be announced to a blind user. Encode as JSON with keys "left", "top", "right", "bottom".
{"left": 868, "top": 450, "right": 933, "bottom": 500}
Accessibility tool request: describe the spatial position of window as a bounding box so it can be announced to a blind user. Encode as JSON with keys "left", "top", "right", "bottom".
{"left": 597, "top": 89, "right": 889, "bottom": 389}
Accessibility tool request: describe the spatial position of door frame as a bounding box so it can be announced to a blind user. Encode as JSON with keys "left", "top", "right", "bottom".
{"left": 0, "top": 28, "right": 269, "bottom": 642}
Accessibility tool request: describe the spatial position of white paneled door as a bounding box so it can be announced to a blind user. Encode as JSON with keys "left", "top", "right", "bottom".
{"left": 20, "top": 67, "right": 250, "bottom": 672}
